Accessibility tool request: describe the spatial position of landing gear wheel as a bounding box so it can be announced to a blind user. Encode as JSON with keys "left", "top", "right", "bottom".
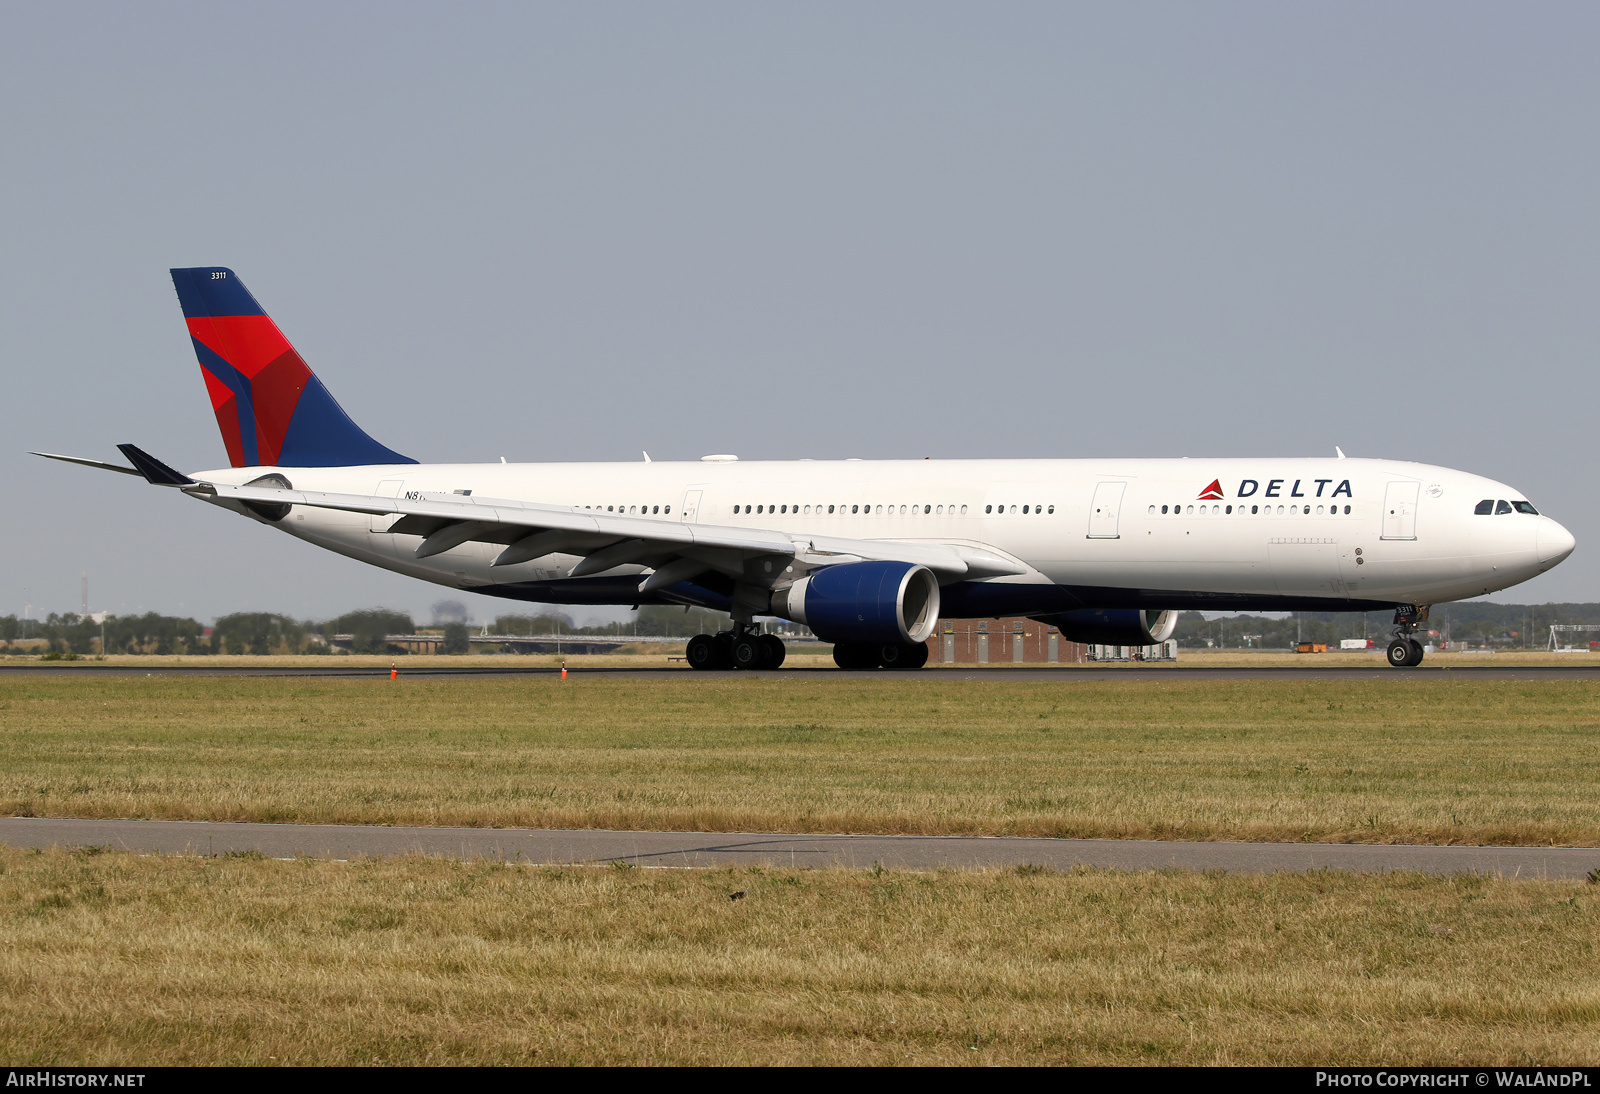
{"left": 760, "top": 633, "right": 787, "bottom": 669}
{"left": 1386, "top": 639, "right": 1423, "bottom": 668}
{"left": 877, "top": 642, "right": 929, "bottom": 669}
{"left": 832, "top": 642, "right": 878, "bottom": 670}
{"left": 685, "top": 634, "right": 717, "bottom": 671}
{"left": 731, "top": 635, "right": 762, "bottom": 670}
{"left": 712, "top": 632, "right": 735, "bottom": 670}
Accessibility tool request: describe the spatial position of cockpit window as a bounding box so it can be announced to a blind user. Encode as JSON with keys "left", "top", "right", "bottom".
{"left": 1495, "top": 500, "right": 1513, "bottom": 515}
{"left": 1513, "top": 501, "right": 1539, "bottom": 515}
{"left": 1474, "top": 500, "right": 1493, "bottom": 515}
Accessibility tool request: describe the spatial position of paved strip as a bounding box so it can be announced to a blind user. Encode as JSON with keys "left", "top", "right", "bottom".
{"left": 3, "top": 817, "right": 1596, "bottom": 878}
{"left": 1, "top": 664, "right": 1597, "bottom": 680}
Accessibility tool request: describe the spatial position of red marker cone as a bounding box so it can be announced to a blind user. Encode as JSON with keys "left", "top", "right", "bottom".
{"left": 390, "top": 663, "right": 398, "bottom": 680}
{"left": 560, "top": 660, "right": 567, "bottom": 680}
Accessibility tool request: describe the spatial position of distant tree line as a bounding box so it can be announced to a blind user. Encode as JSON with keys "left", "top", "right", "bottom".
{"left": 0, "top": 612, "right": 208, "bottom": 656}
{"left": 6, "top": 599, "right": 1589, "bottom": 656}
{"left": 0, "top": 608, "right": 418, "bottom": 656}
{"left": 0, "top": 604, "right": 743, "bottom": 657}
{"left": 487, "top": 605, "right": 733, "bottom": 638}
{"left": 0, "top": 604, "right": 749, "bottom": 657}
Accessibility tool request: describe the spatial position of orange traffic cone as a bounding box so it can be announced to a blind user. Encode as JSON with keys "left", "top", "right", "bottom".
{"left": 390, "top": 663, "right": 398, "bottom": 680}
{"left": 560, "top": 660, "right": 567, "bottom": 680}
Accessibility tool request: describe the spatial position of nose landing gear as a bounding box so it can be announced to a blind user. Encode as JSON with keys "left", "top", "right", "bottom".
{"left": 1386, "top": 637, "right": 1424, "bottom": 667}
{"left": 1385, "top": 605, "right": 1429, "bottom": 668}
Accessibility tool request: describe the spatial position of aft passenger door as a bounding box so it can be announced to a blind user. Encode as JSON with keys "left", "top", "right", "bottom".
{"left": 1087, "top": 482, "right": 1125, "bottom": 539}
{"left": 369, "top": 479, "right": 405, "bottom": 533}
{"left": 1381, "top": 481, "right": 1420, "bottom": 541}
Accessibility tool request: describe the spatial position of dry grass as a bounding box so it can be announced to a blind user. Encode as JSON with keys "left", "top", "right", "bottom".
{"left": 2, "top": 675, "right": 1598, "bottom": 844}
{"left": 1, "top": 847, "right": 1596, "bottom": 1065}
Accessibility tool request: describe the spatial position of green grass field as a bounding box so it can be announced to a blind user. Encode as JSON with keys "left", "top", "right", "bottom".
{"left": 2, "top": 848, "right": 1597, "bottom": 1066}
{"left": 2, "top": 674, "right": 1597, "bottom": 844}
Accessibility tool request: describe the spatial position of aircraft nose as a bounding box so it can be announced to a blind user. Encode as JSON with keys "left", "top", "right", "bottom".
{"left": 1537, "top": 518, "right": 1577, "bottom": 566}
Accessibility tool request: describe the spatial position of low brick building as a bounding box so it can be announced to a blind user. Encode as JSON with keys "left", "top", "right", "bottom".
{"left": 926, "top": 618, "right": 1090, "bottom": 664}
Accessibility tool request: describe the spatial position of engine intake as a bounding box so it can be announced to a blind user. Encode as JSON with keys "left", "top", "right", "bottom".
{"left": 772, "top": 561, "right": 940, "bottom": 645}
{"left": 1039, "top": 608, "right": 1177, "bottom": 646}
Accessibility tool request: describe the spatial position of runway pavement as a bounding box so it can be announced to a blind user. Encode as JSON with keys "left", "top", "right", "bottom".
{"left": 3, "top": 817, "right": 1596, "bottom": 878}
{"left": 2, "top": 663, "right": 1597, "bottom": 680}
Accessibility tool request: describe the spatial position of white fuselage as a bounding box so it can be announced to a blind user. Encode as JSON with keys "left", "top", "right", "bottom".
{"left": 196, "top": 455, "right": 1575, "bottom": 613}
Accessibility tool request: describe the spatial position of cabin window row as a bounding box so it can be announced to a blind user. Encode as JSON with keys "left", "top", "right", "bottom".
{"left": 583, "top": 504, "right": 671, "bottom": 514}
{"left": 733, "top": 503, "right": 971, "bottom": 515}
{"left": 1474, "top": 499, "right": 1538, "bottom": 515}
{"left": 983, "top": 505, "right": 1054, "bottom": 515}
{"left": 1149, "top": 503, "right": 1354, "bottom": 516}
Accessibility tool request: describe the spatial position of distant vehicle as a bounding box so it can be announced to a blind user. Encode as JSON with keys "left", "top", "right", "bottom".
{"left": 38, "top": 268, "right": 1576, "bottom": 670}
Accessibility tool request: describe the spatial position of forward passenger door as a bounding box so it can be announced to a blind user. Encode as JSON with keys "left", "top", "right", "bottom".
{"left": 1381, "top": 481, "right": 1420, "bottom": 541}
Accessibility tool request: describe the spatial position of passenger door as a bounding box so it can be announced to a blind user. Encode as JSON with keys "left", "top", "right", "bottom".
{"left": 1087, "top": 482, "right": 1125, "bottom": 539}
{"left": 1381, "top": 481, "right": 1420, "bottom": 541}
{"left": 680, "top": 488, "right": 703, "bottom": 523}
{"left": 369, "top": 479, "right": 405, "bottom": 533}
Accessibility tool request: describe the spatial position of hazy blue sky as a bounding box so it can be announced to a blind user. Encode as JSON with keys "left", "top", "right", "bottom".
{"left": 3, "top": 2, "right": 1595, "bottom": 625}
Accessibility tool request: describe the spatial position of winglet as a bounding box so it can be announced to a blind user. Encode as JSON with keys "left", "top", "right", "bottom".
{"left": 1335, "top": 446, "right": 1347, "bottom": 460}
{"left": 116, "top": 444, "right": 195, "bottom": 486}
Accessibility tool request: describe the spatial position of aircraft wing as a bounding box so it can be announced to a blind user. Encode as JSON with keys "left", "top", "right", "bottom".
{"left": 196, "top": 479, "right": 1027, "bottom": 590}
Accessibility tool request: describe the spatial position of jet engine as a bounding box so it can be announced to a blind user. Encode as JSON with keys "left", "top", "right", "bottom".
{"left": 1038, "top": 608, "right": 1178, "bottom": 646}
{"left": 240, "top": 473, "right": 293, "bottom": 522}
{"left": 771, "top": 560, "right": 940, "bottom": 645}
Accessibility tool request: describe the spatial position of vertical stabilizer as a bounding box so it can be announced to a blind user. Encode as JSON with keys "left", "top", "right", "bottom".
{"left": 170, "top": 267, "right": 414, "bottom": 467}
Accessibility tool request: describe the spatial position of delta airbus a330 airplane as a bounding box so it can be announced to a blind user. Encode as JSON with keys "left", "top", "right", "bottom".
{"left": 38, "top": 268, "right": 1576, "bottom": 670}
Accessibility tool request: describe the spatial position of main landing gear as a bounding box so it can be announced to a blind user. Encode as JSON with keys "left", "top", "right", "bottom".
{"left": 1385, "top": 604, "right": 1430, "bottom": 668}
{"left": 685, "top": 627, "right": 787, "bottom": 671}
{"left": 831, "top": 641, "right": 929, "bottom": 670}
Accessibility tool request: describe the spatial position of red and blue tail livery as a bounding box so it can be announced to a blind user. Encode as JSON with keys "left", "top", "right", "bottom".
{"left": 169, "top": 267, "right": 413, "bottom": 467}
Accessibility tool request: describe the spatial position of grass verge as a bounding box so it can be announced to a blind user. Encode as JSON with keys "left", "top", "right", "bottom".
{"left": 2, "top": 848, "right": 1596, "bottom": 1065}
{"left": 1, "top": 675, "right": 1598, "bottom": 844}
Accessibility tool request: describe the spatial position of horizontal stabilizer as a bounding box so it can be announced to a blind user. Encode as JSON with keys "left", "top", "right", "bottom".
{"left": 30, "top": 451, "right": 143, "bottom": 477}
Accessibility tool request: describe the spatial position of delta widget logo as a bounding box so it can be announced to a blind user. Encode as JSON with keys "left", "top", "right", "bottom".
{"left": 1198, "top": 477, "right": 1354, "bottom": 500}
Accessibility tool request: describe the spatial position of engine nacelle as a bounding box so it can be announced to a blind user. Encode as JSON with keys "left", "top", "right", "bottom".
{"left": 241, "top": 473, "right": 293, "bottom": 522}
{"left": 1040, "top": 609, "right": 1178, "bottom": 647}
{"left": 771, "top": 561, "right": 940, "bottom": 645}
